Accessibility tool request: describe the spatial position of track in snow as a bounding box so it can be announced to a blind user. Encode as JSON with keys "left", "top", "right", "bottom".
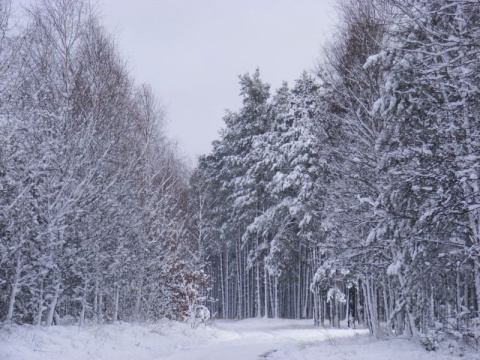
{"left": 161, "top": 318, "right": 366, "bottom": 360}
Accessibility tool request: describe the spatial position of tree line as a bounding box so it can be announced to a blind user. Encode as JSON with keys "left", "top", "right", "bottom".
{"left": 191, "top": 0, "right": 480, "bottom": 344}
{"left": 0, "top": 0, "right": 200, "bottom": 325}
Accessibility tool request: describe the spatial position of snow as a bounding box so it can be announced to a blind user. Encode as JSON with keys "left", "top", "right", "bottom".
{"left": 363, "top": 52, "right": 384, "bottom": 69}
{"left": 371, "top": 98, "right": 383, "bottom": 115}
{"left": 2, "top": 318, "right": 476, "bottom": 360}
{"left": 387, "top": 259, "right": 402, "bottom": 275}
{"left": 0, "top": 321, "right": 220, "bottom": 360}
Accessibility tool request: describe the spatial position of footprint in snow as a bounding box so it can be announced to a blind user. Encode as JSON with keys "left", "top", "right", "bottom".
{"left": 258, "top": 349, "right": 278, "bottom": 358}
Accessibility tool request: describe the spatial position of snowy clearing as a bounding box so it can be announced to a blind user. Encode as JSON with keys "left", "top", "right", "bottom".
{"left": 1, "top": 318, "right": 476, "bottom": 360}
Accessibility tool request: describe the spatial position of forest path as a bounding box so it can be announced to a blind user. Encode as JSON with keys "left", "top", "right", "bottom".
{"left": 2, "top": 318, "right": 470, "bottom": 360}
{"left": 161, "top": 318, "right": 365, "bottom": 360}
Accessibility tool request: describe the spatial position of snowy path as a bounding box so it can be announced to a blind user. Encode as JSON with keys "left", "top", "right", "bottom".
{"left": 162, "top": 319, "right": 366, "bottom": 360}
{"left": 2, "top": 318, "right": 476, "bottom": 359}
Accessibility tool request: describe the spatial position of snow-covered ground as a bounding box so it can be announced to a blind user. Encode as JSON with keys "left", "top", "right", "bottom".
{"left": 0, "top": 318, "right": 476, "bottom": 360}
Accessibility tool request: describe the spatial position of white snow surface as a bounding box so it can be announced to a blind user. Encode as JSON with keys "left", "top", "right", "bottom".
{"left": 0, "top": 318, "right": 475, "bottom": 360}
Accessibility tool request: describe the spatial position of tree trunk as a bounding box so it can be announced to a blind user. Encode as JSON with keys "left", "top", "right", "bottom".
{"left": 264, "top": 265, "right": 269, "bottom": 318}
{"left": 330, "top": 291, "right": 335, "bottom": 328}
{"left": 302, "top": 266, "right": 309, "bottom": 318}
{"left": 456, "top": 268, "right": 462, "bottom": 329}
{"left": 220, "top": 250, "right": 227, "bottom": 318}
{"left": 236, "top": 238, "right": 243, "bottom": 319}
{"left": 35, "top": 280, "right": 45, "bottom": 326}
{"left": 46, "top": 281, "right": 61, "bottom": 326}
{"left": 6, "top": 253, "right": 22, "bottom": 322}
{"left": 475, "top": 257, "right": 480, "bottom": 319}
{"left": 113, "top": 284, "right": 120, "bottom": 322}
{"left": 383, "top": 281, "right": 392, "bottom": 335}
{"left": 98, "top": 292, "right": 103, "bottom": 323}
{"left": 79, "top": 297, "right": 86, "bottom": 326}
{"left": 256, "top": 239, "right": 262, "bottom": 318}
{"left": 397, "top": 272, "right": 417, "bottom": 338}
{"left": 365, "top": 278, "right": 379, "bottom": 336}
{"left": 346, "top": 286, "right": 350, "bottom": 327}
{"left": 274, "top": 276, "right": 279, "bottom": 318}
{"left": 134, "top": 276, "right": 143, "bottom": 321}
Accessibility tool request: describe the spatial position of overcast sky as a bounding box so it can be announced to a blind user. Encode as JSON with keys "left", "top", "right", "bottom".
{"left": 99, "top": 0, "right": 335, "bottom": 160}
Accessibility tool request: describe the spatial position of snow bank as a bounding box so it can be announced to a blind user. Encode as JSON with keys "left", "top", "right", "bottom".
{"left": 0, "top": 320, "right": 225, "bottom": 360}
{"left": 270, "top": 332, "right": 477, "bottom": 360}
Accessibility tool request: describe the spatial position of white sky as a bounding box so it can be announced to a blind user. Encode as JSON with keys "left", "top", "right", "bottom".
{"left": 99, "top": 0, "right": 335, "bottom": 161}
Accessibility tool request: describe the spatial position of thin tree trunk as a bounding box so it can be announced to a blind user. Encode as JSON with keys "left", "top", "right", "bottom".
{"left": 383, "top": 282, "right": 392, "bottom": 335}
{"left": 365, "top": 278, "right": 378, "bottom": 336}
{"left": 113, "top": 284, "right": 120, "bottom": 322}
{"left": 397, "top": 272, "right": 417, "bottom": 337}
{"left": 79, "top": 297, "right": 86, "bottom": 326}
{"left": 35, "top": 280, "right": 44, "bottom": 326}
{"left": 429, "top": 286, "right": 435, "bottom": 329}
{"left": 456, "top": 268, "right": 462, "bottom": 329}
{"left": 330, "top": 291, "right": 335, "bottom": 328}
{"left": 302, "top": 265, "right": 309, "bottom": 318}
{"left": 219, "top": 252, "right": 224, "bottom": 317}
{"left": 474, "top": 257, "right": 480, "bottom": 320}
{"left": 6, "top": 254, "right": 22, "bottom": 322}
{"left": 264, "top": 265, "right": 269, "bottom": 318}
{"left": 336, "top": 292, "right": 340, "bottom": 328}
{"left": 94, "top": 277, "right": 99, "bottom": 320}
{"left": 346, "top": 286, "right": 350, "bottom": 327}
{"left": 245, "top": 249, "right": 250, "bottom": 318}
{"left": 297, "top": 261, "right": 301, "bottom": 319}
{"left": 98, "top": 292, "right": 103, "bottom": 323}
{"left": 256, "top": 238, "right": 262, "bottom": 318}
{"left": 236, "top": 238, "right": 243, "bottom": 319}
{"left": 274, "top": 276, "right": 279, "bottom": 318}
{"left": 355, "top": 284, "right": 360, "bottom": 328}
{"left": 225, "top": 262, "right": 229, "bottom": 318}
{"left": 46, "top": 281, "right": 61, "bottom": 326}
{"left": 135, "top": 276, "right": 143, "bottom": 321}
{"left": 54, "top": 311, "right": 60, "bottom": 325}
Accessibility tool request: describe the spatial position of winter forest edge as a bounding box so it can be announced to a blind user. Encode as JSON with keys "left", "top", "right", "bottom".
{"left": 1, "top": 0, "right": 479, "bottom": 352}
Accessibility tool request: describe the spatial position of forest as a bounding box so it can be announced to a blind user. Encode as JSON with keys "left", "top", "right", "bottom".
{"left": 1, "top": 0, "right": 479, "bottom": 350}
